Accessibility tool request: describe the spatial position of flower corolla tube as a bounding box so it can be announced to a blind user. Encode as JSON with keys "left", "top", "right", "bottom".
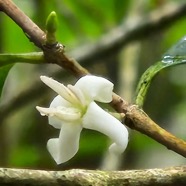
{"left": 36, "top": 75, "right": 128, "bottom": 164}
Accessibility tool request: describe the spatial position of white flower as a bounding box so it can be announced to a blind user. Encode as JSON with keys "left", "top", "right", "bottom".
{"left": 36, "top": 75, "right": 128, "bottom": 164}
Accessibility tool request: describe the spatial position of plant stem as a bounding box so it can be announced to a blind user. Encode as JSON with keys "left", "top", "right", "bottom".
{"left": 0, "top": 52, "right": 44, "bottom": 67}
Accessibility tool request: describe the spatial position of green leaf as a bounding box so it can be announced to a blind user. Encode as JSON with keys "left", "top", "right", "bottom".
{"left": 135, "top": 36, "right": 186, "bottom": 107}
{"left": 0, "top": 64, "right": 13, "bottom": 98}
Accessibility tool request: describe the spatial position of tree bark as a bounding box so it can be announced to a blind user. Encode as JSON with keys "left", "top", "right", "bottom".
{"left": 0, "top": 166, "right": 185, "bottom": 186}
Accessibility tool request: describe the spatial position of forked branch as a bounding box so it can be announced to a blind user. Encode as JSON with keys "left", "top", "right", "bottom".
{"left": 0, "top": 0, "right": 186, "bottom": 157}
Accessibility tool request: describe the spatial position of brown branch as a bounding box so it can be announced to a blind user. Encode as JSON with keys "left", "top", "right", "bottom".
{"left": 1, "top": 0, "right": 186, "bottom": 158}
{"left": 0, "top": 0, "right": 88, "bottom": 76}
{"left": 1, "top": 1, "right": 186, "bottom": 63}
{"left": 0, "top": 0, "right": 46, "bottom": 48}
{"left": 0, "top": 166, "right": 186, "bottom": 186}
{"left": 43, "top": 44, "right": 89, "bottom": 77}
{"left": 127, "top": 108, "right": 186, "bottom": 156}
{"left": 111, "top": 94, "right": 186, "bottom": 157}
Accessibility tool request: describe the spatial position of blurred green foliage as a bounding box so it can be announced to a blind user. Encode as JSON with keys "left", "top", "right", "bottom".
{"left": 0, "top": 64, "right": 12, "bottom": 97}
{"left": 0, "top": 0, "right": 186, "bottom": 170}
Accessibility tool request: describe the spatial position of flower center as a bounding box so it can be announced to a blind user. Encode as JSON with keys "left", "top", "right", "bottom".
{"left": 53, "top": 85, "right": 88, "bottom": 122}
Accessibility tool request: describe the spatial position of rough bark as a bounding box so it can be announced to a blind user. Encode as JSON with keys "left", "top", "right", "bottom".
{"left": 0, "top": 166, "right": 185, "bottom": 186}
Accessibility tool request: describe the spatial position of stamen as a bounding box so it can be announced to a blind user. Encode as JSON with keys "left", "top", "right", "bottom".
{"left": 36, "top": 106, "right": 81, "bottom": 121}
{"left": 36, "top": 106, "right": 55, "bottom": 116}
{"left": 67, "top": 85, "right": 86, "bottom": 106}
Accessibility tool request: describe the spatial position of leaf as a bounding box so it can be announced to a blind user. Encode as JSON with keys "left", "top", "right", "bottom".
{"left": 0, "top": 64, "right": 13, "bottom": 98}
{"left": 135, "top": 36, "right": 186, "bottom": 107}
{"left": 162, "top": 36, "right": 186, "bottom": 64}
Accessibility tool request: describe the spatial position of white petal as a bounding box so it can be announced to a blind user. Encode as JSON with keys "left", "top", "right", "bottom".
{"left": 40, "top": 76, "right": 79, "bottom": 104}
{"left": 47, "top": 123, "right": 82, "bottom": 164}
{"left": 82, "top": 102, "right": 128, "bottom": 154}
{"left": 75, "top": 75, "right": 114, "bottom": 103}
{"left": 50, "top": 95, "right": 71, "bottom": 108}
{"left": 49, "top": 95, "right": 71, "bottom": 129}
{"left": 48, "top": 95, "right": 81, "bottom": 129}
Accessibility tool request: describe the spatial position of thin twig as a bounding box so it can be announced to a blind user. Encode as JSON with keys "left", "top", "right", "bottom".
{"left": 0, "top": 0, "right": 46, "bottom": 48}
{"left": 0, "top": 0, "right": 186, "bottom": 157}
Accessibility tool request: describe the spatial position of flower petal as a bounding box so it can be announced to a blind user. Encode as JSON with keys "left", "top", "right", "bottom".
{"left": 40, "top": 76, "right": 80, "bottom": 104}
{"left": 75, "top": 75, "right": 113, "bottom": 103}
{"left": 50, "top": 95, "right": 71, "bottom": 108}
{"left": 82, "top": 102, "right": 128, "bottom": 154}
{"left": 36, "top": 95, "right": 81, "bottom": 129}
{"left": 47, "top": 123, "right": 82, "bottom": 164}
{"left": 49, "top": 95, "right": 71, "bottom": 129}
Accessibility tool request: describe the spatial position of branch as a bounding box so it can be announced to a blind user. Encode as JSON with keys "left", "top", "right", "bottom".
{"left": 111, "top": 94, "right": 186, "bottom": 157}
{"left": 1, "top": 0, "right": 186, "bottom": 157}
{"left": 0, "top": 0, "right": 89, "bottom": 77}
{"left": 1, "top": 1, "right": 186, "bottom": 64}
{"left": 0, "top": 166, "right": 186, "bottom": 186}
{"left": 0, "top": 0, "right": 45, "bottom": 48}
